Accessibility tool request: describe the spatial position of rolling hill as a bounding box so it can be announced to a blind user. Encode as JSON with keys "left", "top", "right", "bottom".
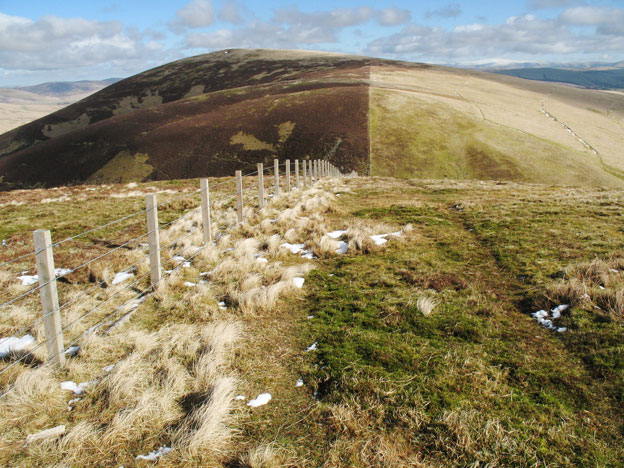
{"left": 494, "top": 67, "right": 624, "bottom": 90}
{"left": 0, "top": 79, "right": 120, "bottom": 135}
{"left": 1, "top": 49, "right": 623, "bottom": 189}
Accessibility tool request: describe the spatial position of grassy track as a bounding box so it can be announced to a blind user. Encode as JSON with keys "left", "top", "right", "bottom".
{"left": 238, "top": 177, "right": 624, "bottom": 467}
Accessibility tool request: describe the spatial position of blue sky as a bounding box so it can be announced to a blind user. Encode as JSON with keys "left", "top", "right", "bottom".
{"left": 0, "top": 0, "right": 623, "bottom": 86}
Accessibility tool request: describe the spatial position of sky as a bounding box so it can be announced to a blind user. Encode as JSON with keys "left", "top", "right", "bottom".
{"left": 0, "top": 0, "right": 623, "bottom": 86}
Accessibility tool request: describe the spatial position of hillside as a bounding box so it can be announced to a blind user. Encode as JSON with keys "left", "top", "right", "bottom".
{"left": 494, "top": 67, "right": 624, "bottom": 90}
{"left": 0, "top": 79, "right": 118, "bottom": 135}
{"left": 1, "top": 49, "right": 623, "bottom": 189}
{"left": 14, "top": 79, "right": 121, "bottom": 98}
{"left": 0, "top": 175, "right": 623, "bottom": 466}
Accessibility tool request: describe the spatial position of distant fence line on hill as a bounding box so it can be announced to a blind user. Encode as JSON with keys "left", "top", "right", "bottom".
{"left": 0, "top": 158, "right": 341, "bottom": 400}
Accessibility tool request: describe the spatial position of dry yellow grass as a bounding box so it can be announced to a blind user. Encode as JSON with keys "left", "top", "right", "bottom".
{"left": 0, "top": 174, "right": 363, "bottom": 467}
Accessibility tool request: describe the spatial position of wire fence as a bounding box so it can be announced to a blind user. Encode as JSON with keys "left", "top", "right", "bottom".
{"left": 0, "top": 158, "right": 341, "bottom": 400}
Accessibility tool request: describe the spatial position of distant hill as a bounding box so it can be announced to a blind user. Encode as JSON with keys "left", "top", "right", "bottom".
{"left": 15, "top": 78, "right": 122, "bottom": 97}
{"left": 493, "top": 68, "right": 624, "bottom": 89}
{"left": 0, "top": 49, "right": 623, "bottom": 189}
{"left": 0, "top": 78, "right": 123, "bottom": 134}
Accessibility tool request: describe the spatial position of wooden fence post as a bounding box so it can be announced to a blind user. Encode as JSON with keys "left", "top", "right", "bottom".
{"left": 303, "top": 160, "right": 307, "bottom": 187}
{"left": 146, "top": 194, "right": 161, "bottom": 287}
{"left": 285, "top": 159, "right": 291, "bottom": 192}
{"left": 295, "top": 160, "right": 300, "bottom": 188}
{"left": 33, "top": 229, "right": 65, "bottom": 366}
{"left": 200, "top": 179, "right": 212, "bottom": 243}
{"left": 309, "top": 160, "right": 313, "bottom": 184}
{"left": 257, "top": 163, "right": 265, "bottom": 209}
{"left": 236, "top": 170, "right": 244, "bottom": 224}
{"left": 274, "top": 158, "right": 280, "bottom": 196}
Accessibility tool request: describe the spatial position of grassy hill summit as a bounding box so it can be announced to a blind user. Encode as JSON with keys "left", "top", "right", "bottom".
{"left": 0, "top": 48, "right": 623, "bottom": 189}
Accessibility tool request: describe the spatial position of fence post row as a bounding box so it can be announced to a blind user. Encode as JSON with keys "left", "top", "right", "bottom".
{"left": 257, "top": 163, "right": 265, "bottom": 209}
{"left": 236, "top": 170, "right": 244, "bottom": 224}
{"left": 200, "top": 179, "right": 212, "bottom": 243}
{"left": 274, "top": 158, "right": 280, "bottom": 196}
{"left": 20, "top": 163, "right": 347, "bottom": 376}
{"left": 295, "top": 160, "right": 300, "bottom": 188}
{"left": 146, "top": 194, "right": 162, "bottom": 287}
{"left": 33, "top": 229, "right": 66, "bottom": 366}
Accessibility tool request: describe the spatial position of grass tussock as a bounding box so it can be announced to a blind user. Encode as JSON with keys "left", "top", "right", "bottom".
{"left": 1, "top": 176, "right": 348, "bottom": 467}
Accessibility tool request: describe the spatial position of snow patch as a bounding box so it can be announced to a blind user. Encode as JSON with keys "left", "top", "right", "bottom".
{"left": 293, "top": 277, "right": 305, "bottom": 288}
{"left": 247, "top": 393, "right": 272, "bottom": 407}
{"left": 136, "top": 446, "right": 171, "bottom": 461}
{"left": 370, "top": 231, "right": 402, "bottom": 246}
{"left": 64, "top": 345, "right": 80, "bottom": 356}
{"left": 60, "top": 381, "right": 90, "bottom": 396}
{"left": 335, "top": 241, "right": 348, "bottom": 254}
{"left": 112, "top": 271, "right": 134, "bottom": 285}
{"left": 295, "top": 379, "right": 304, "bottom": 387}
{"left": 281, "top": 243, "right": 306, "bottom": 254}
{"left": 531, "top": 304, "right": 569, "bottom": 332}
{"left": 0, "top": 335, "right": 35, "bottom": 358}
{"left": 306, "top": 342, "right": 318, "bottom": 352}
{"left": 327, "top": 230, "right": 347, "bottom": 239}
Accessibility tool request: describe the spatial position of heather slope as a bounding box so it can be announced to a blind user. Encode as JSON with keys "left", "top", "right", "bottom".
{"left": 0, "top": 49, "right": 371, "bottom": 188}
{"left": 1, "top": 49, "right": 624, "bottom": 189}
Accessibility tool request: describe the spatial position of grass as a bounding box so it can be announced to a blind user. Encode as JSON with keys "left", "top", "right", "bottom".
{"left": 2, "top": 175, "right": 624, "bottom": 466}
{"left": 232, "top": 177, "right": 624, "bottom": 467}
{"left": 0, "top": 175, "right": 350, "bottom": 467}
{"left": 369, "top": 87, "right": 624, "bottom": 188}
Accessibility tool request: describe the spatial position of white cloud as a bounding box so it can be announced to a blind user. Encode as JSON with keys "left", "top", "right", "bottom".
{"left": 273, "top": 6, "right": 375, "bottom": 29}
{"left": 528, "top": 0, "right": 583, "bottom": 9}
{"left": 219, "top": 1, "right": 245, "bottom": 24}
{"left": 184, "top": 4, "right": 414, "bottom": 50}
{"left": 366, "top": 13, "right": 624, "bottom": 62}
{"left": 425, "top": 3, "right": 462, "bottom": 19}
{"left": 559, "top": 6, "right": 624, "bottom": 34}
{"left": 0, "top": 12, "right": 167, "bottom": 75}
{"left": 176, "top": 0, "right": 214, "bottom": 28}
{"left": 376, "top": 7, "right": 412, "bottom": 26}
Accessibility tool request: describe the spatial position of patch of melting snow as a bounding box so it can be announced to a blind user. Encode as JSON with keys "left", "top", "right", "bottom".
{"left": 112, "top": 271, "right": 134, "bottom": 285}
{"left": 172, "top": 255, "right": 186, "bottom": 263}
{"left": 64, "top": 345, "right": 80, "bottom": 356}
{"left": 18, "top": 268, "right": 73, "bottom": 286}
{"left": 306, "top": 342, "right": 318, "bottom": 352}
{"left": 60, "top": 381, "right": 91, "bottom": 396}
{"left": 370, "top": 231, "right": 402, "bottom": 246}
{"left": 531, "top": 304, "right": 568, "bottom": 332}
{"left": 293, "top": 277, "right": 305, "bottom": 288}
{"left": 281, "top": 243, "right": 306, "bottom": 254}
{"left": 218, "top": 301, "right": 227, "bottom": 310}
{"left": 183, "top": 282, "right": 197, "bottom": 287}
{"left": 103, "top": 364, "right": 115, "bottom": 373}
{"left": 67, "top": 397, "right": 81, "bottom": 411}
{"left": 247, "top": 393, "right": 272, "bottom": 407}
{"left": 235, "top": 395, "right": 246, "bottom": 401}
{"left": 327, "top": 230, "right": 347, "bottom": 239}
{"left": 136, "top": 446, "right": 172, "bottom": 461}
{"left": 257, "top": 257, "right": 268, "bottom": 263}
{"left": 295, "top": 379, "right": 304, "bottom": 387}
{"left": 0, "top": 335, "right": 35, "bottom": 358}
{"left": 335, "top": 241, "right": 348, "bottom": 254}
{"left": 307, "top": 315, "right": 314, "bottom": 319}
